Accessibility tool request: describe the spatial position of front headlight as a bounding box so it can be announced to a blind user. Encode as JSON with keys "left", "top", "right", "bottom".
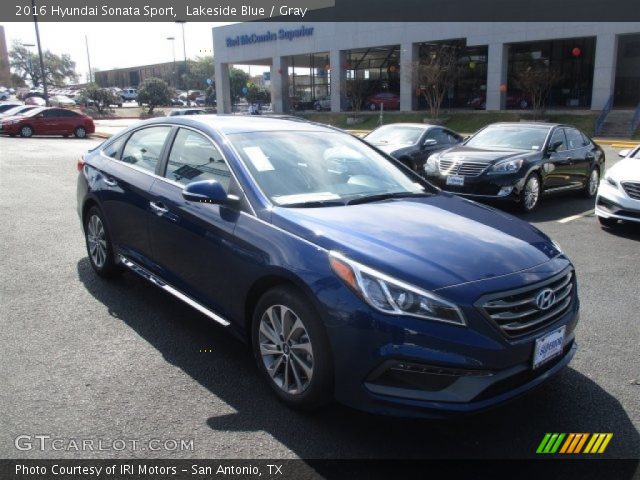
{"left": 329, "top": 252, "right": 466, "bottom": 326}
{"left": 489, "top": 158, "right": 524, "bottom": 174}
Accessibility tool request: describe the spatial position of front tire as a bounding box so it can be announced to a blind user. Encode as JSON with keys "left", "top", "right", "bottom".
{"left": 20, "top": 125, "right": 33, "bottom": 138}
{"left": 74, "top": 126, "right": 87, "bottom": 139}
{"left": 84, "top": 206, "right": 119, "bottom": 278}
{"left": 252, "top": 286, "right": 333, "bottom": 410}
{"left": 519, "top": 173, "right": 542, "bottom": 212}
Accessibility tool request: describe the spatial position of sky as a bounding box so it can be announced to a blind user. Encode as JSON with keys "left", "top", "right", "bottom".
{"left": 3, "top": 22, "right": 238, "bottom": 82}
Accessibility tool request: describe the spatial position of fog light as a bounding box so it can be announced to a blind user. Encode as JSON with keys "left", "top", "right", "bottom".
{"left": 498, "top": 186, "right": 514, "bottom": 197}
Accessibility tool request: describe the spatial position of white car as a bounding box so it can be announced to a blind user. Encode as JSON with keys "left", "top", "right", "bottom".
{"left": 595, "top": 146, "right": 640, "bottom": 228}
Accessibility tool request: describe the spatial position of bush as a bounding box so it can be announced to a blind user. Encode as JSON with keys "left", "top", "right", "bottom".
{"left": 78, "top": 83, "right": 120, "bottom": 114}
{"left": 137, "top": 78, "right": 172, "bottom": 114}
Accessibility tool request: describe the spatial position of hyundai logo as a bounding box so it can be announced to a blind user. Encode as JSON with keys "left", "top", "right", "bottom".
{"left": 536, "top": 288, "right": 556, "bottom": 310}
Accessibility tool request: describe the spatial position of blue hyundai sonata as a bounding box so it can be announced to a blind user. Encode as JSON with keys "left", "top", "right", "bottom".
{"left": 77, "top": 116, "right": 579, "bottom": 416}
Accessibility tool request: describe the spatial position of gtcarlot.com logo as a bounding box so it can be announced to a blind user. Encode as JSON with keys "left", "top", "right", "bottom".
{"left": 536, "top": 433, "right": 613, "bottom": 454}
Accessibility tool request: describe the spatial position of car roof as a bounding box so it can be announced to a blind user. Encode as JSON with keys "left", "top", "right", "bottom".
{"left": 373, "top": 123, "right": 436, "bottom": 130}
{"left": 486, "top": 122, "right": 560, "bottom": 129}
{"left": 142, "top": 114, "right": 335, "bottom": 135}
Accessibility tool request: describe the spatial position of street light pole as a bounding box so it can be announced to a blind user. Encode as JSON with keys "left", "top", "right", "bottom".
{"left": 176, "top": 21, "right": 187, "bottom": 71}
{"left": 166, "top": 37, "right": 176, "bottom": 87}
{"left": 85, "top": 35, "right": 93, "bottom": 84}
{"left": 31, "top": 0, "right": 48, "bottom": 105}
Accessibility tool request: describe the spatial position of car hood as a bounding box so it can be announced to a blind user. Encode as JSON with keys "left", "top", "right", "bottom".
{"left": 271, "top": 193, "right": 560, "bottom": 291}
{"left": 369, "top": 143, "right": 414, "bottom": 156}
{"left": 436, "top": 145, "right": 537, "bottom": 164}
{"left": 607, "top": 158, "right": 640, "bottom": 181}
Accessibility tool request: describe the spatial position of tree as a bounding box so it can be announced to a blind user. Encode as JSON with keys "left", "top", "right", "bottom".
{"left": 513, "top": 60, "right": 563, "bottom": 119}
{"left": 10, "top": 73, "right": 27, "bottom": 88}
{"left": 411, "top": 45, "right": 460, "bottom": 120}
{"left": 180, "top": 56, "right": 214, "bottom": 90}
{"left": 245, "top": 83, "right": 270, "bottom": 106}
{"left": 229, "top": 67, "right": 250, "bottom": 104}
{"left": 347, "top": 76, "right": 371, "bottom": 117}
{"left": 136, "top": 77, "right": 172, "bottom": 114}
{"left": 78, "top": 83, "right": 120, "bottom": 114}
{"left": 9, "top": 42, "right": 78, "bottom": 87}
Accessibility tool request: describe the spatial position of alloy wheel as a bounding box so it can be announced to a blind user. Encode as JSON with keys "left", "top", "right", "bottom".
{"left": 588, "top": 169, "right": 599, "bottom": 196}
{"left": 87, "top": 214, "right": 107, "bottom": 269}
{"left": 524, "top": 175, "right": 540, "bottom": 211}
{"left": 75, "top": 127, "right": 87, "bottom": 138}
{"left": 258, "top": 304, "right": 314, "bottom": 395}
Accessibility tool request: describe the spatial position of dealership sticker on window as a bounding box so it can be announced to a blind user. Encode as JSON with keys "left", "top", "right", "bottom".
{"left": 244, "top": 146, "right": 274, "bottom": 172}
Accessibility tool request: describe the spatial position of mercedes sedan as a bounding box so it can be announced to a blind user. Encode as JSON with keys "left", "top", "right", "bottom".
{"left": 77, "top": 116, "right": 579, "bottom": 416}
{"left": 424, "top": 123, "right": 605, "bottom": 212}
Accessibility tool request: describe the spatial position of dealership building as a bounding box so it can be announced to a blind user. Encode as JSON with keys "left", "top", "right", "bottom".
{"left": 212, "top": 22, "right": 640, "bottom": 114}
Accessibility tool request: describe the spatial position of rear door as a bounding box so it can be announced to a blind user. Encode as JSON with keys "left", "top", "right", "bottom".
{"left": 97, "top": 125, "right": 172, "bottom": 266}
{"left": 564, "top": 127, "right": 590, "bottom": 187}
{"left": 147, "top": 127, "right": 243, "bottom": 316}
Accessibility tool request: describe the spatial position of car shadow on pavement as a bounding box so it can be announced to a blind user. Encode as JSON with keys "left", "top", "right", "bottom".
{"left": 494, "top": 195, "right": 598, "bottom": 224}
{"left": 77, "top": 258, "right": 640, "bottom": 464}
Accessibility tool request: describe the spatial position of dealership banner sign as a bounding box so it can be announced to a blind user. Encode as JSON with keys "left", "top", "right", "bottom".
{"left": 4, "top": 0, "right": 640, "bottom": 21}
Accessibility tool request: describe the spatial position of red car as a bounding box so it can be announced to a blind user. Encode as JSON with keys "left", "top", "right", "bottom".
{"left": 366, "top": 92, "right": 400, "bottom": 110}
{"left": 0, "top": 107, "right": 95, "bottom": 138}
{"left": 468, "top": 91, "right": 531, "bottom": 110}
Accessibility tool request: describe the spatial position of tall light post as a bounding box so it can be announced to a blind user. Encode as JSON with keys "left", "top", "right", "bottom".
{"left": 176, "top": 20, "right": 188, "bottom": 86}
{"left": 166, "top": 36, "right": 176, "bottom": 87}
{"left": 85, "top": 35, "right": 93, "bottom": 84}
{"left": 31, "top": 0, "right": 48, "bottom": 105}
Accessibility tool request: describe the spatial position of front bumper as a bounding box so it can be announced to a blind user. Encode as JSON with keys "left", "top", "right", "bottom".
{"left": 595, "top": 181, "right": 640, "bottom": 223}
{"left": 320, "top": 257, "right": 579, "bottom": 417}
{"left": 425, "top": 169, "right": 526, "bottom": 202}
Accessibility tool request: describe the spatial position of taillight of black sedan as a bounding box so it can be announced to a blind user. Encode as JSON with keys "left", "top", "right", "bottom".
{"left": 424, "top": 122, "right": 605, "bottom": 212}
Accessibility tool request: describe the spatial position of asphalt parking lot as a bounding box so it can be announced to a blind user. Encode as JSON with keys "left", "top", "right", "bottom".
{"left": 0, "top": 136, "right": 638, "bottom": 461}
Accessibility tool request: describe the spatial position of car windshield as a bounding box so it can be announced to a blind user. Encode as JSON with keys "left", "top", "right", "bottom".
{"left": 630, "top": 148, "right": 640, "bottom": 159}
{"left": 466, "top": 125, "right": 550, "bottom": 151}
{"left": 365, "top": 126, "right": 424, "bottom": 145}
{"left": 21, "top": 107, "right": 45, "bottom": 117}
{"left": 227, "top": 130, "right": 431, "bottom": 207}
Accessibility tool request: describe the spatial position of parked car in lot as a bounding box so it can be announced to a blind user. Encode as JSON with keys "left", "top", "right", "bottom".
{"left": 77, "top": 115, "right": 579, "bottom": 416}
{"left": 313, "top": 96, "right": 331, "bottom": 111}
{"left": 0, "top": 90, "right": 10, "bottom": 101}
{"left": 366, "top": 92, "right": 400, "bottom": 110}
{"left": 364, "top": 123, "right": 464, "bottom": 172}
{"left": 121, "top": 88, "right": 138, "bottom": 101}
{"left": 0, "top": 102, "right": 23, "bottom": 114}
{"left": 0, "top": 107, "right": 95, "bottom": 138}
{"left": 24, "top": 96, "right": 47, "bottom": 106}
{"left": 49, "top": 95, "right": 76, "bottom": 108}
{"left": 0, "top": 105, "right": 38, "bottom": 118}
{"left": 424, "top": 122, "right": 605, "bottom": 212}
{"left": 596, "top": 146, "right": 640, "bottom": 228}
{"left": 467, "top": 90, "right": 532, "bottom": 110}
{"left": 168, "top": 108, "right": 207, "bottom": 116}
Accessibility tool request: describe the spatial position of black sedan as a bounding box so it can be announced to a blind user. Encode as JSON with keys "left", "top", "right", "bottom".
{"left": 424, "top": 122, "right": 605, "bottom": 212}
{"left": 364, "top": 123, "right": 463, "bottom": 172}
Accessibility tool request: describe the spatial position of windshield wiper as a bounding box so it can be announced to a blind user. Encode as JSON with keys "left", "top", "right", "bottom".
{"left": 346, "top": 191, "right": 432, "bottom": 205}
{"left": 279, "top": 199, "right": 346, "bottom": 208}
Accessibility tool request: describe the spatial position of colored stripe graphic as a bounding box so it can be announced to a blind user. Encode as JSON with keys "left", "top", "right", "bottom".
{"left": 538, "top": 433, "right": 613, "bottom": 454}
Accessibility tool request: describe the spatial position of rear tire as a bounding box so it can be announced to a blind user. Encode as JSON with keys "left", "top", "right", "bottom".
{"left": 84, "top": 206, "right": 120, "bottom": 278}
{"left": 582, "top": 167, "right": 599, "bottom": 198}
{"left": 252, "top": 286, "right": 333, "bottom": 410}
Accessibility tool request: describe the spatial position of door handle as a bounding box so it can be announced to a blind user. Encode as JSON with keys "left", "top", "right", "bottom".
{"left": 103, "top": 177, "right": 118, "bottom": 187}
{"left": 149, "top": 201, "right": 169, "bottom": 215}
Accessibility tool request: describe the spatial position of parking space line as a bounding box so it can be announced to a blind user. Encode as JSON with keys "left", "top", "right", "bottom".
{"left": 557, "top": 210, "right": 595, "bottom": 224}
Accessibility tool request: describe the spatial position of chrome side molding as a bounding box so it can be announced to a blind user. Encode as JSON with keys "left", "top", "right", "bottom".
{"left": 118, "top": 255, "right": 231, "bottom": 327}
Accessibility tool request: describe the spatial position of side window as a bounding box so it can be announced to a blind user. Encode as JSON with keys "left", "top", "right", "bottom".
{"left": 549, "top": 128, "right": 568, "bottom": 152}
{"left": 565, "top": 128, "right": 585, "bottom": 150}
{"left": 165, "top": 128, "right": 231, "bottom": 189}
{"left": 581, "top": 133, "right": 592, "bottom": 147}
{"left": 443, "top": 129, "right": 461, "bottom": 144}
{"left": 43, "top": 109, "right": 60, "bottom": 118}
{"left": 425, "top": 128, "right": 449, "bottom": 145}
{"left": 60, "top": 110, "right": 79, "bottom": 117}
{"left": 121, "top": 126, "right": 171, "bottom": 174}
{"left": 103, "top": 136, "right": 126, "bottom": 159}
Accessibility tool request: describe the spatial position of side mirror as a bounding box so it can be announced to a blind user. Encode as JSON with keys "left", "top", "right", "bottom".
{"left": 618, "top": 149, "right": 630, "bottom": 158}
{"left": 182, "top": 180, "right": 240, "bottom": 205}
{"left": 423, "top": 139, "right": 437, "bottom": 147}
{"left": 548, "top": 140, "right": 563, "bottom": 153}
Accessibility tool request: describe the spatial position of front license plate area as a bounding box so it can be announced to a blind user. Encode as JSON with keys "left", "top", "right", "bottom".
{"left": 446, "top": 175, "right": 465, "bottom": 186}
{"left": 533, "top": 326, "right": 565, "bottom": 369}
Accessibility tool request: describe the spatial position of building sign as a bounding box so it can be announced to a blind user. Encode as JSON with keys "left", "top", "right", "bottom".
{"left": 226, "top": 25, "right": 314, "bottom": 47}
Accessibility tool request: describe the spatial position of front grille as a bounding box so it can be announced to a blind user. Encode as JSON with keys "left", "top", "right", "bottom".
{"left": 478, "top": 270, "right": 575, "bottom": 337}
{"left": 438, "top": 159, "right": 488, "bottom": 177}
{"left": 622, "top": 181, "right": 640, "bottom": 200}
